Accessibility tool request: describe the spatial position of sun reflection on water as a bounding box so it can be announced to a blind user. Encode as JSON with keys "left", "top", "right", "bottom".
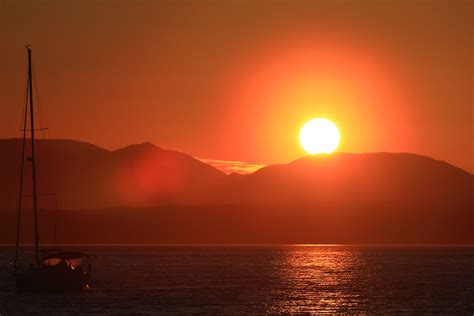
{"left": 266, "top": 246, "right": 366, "bottom": 313}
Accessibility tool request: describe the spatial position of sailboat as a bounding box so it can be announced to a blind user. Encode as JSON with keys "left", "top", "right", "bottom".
{"left": 10, "top": 46, "right": 91, "bottom": 292}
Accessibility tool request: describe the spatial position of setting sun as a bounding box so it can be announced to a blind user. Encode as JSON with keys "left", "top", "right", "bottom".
{"left": 299, "top": 118, "right": 340, "bottom": 154}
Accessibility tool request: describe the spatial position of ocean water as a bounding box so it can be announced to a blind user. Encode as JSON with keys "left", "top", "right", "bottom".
{"left": 0, "top": 245, "right": 473, "bottom": 314}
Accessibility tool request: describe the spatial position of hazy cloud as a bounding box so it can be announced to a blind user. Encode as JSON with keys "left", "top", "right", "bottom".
{"left": 197, "top": 158, "right": 266, "bottom": 174}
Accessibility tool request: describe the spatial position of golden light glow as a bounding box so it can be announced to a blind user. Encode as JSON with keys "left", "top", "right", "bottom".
{"left": 299, "top": 118, "right": 340, "bottom": 154}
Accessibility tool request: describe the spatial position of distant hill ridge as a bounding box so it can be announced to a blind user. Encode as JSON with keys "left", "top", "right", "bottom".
{"left": 0, "top": 138, "right": 225, "bottom": 209}
{"left": 0, "top": 138, "right": 471, "bottom": 209}
{"left": 0, "top": 138, "right": 472, "bottom": 244}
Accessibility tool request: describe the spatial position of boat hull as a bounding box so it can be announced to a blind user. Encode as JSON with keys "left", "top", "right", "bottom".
{"left": 14, "top": 267, "right": 89, "bottom": 292}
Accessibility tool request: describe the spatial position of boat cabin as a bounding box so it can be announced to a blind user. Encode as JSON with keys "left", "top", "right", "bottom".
{"left": 41, "top": 252, "right": 90, "bottom": 272}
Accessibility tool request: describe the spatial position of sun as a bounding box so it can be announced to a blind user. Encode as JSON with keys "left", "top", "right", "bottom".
{"left": 299, "top": 118, "right": 340, "bottom": 154}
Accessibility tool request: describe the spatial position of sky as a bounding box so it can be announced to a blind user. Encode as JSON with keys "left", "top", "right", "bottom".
{"left": 0, "top": 0, "right": 472, "bottom": 173}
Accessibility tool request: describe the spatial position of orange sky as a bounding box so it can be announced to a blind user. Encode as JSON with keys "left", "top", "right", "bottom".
{"left": 0, "top": 0, "right": 472, "bottom": 173}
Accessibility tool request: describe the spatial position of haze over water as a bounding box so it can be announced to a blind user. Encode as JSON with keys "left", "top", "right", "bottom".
{"left": 1, "top": 245, "right": 473, "bottom": 313}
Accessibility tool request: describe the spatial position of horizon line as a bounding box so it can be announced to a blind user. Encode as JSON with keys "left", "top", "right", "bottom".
{"left": 2, "top": 243, "right": 474, "bottom": 247}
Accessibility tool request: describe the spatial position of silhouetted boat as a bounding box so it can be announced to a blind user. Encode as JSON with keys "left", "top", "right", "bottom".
{"left": 10, "top": 46, "right": 91, "bottom": 292}
{"left": 14, "top": 251, "right": 90, "bottom": 292}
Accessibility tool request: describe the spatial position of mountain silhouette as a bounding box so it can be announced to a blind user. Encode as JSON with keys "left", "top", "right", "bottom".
{"left": 216, "top": 152, "right": 472, "bottom": 205}
{"left": 0, "top": 138, "right": 472, "bottom": 244}
{"left": 0, "top": 138, "right": 225, "bottom": 209}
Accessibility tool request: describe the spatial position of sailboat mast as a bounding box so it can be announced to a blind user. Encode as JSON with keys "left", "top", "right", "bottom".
{"left": 27, "top": 46, "right": 40, "bottom": 268}
{"left": 14, "top": 67, "right": 29, "bottom": 269}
